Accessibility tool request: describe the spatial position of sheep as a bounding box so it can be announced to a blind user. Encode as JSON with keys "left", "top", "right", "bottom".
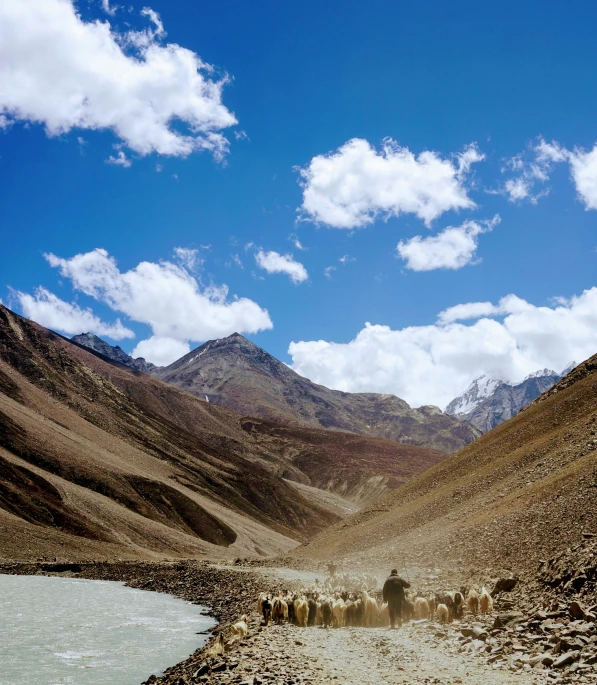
{"left": 361, "top": 591, "right": 379, "bottom": 627}
{"left": 467, "top": 589, "right": 479, "bottom": 615}
{"left": 206, "top": 633, "right": 226, "bottom": 657}
{"left": 378, "top": 601, "right": 390, "bottom": 627}
{"left": 437, "top": 603, "right": 449, "bottom": 624}
{"left": 261, "top": 596, "right": 272, "bottom": 626}
{"left": 321, "top": 600, "right": 333, "bottom": 628}
{"left": 332, "top": 598, "right": 345, "bottom": 628}
{"left": 414, "top": 597, "right": 430, "bottom": 620}
{"left": 231, "top": 615, "right": 248, "bottom": 638}
{"left": 295, "top": 598, "right": 309, "bottom": 627}
{"left": 453, "top": 592, "right": 464, "bottom": 619}
{"left": 479, "top": 587, "right": 493, "bottom": 614}
{"left": 307, "top": 597, "right": 318, "bottom": 626}
{"left": 257, "top": 592, "right": 268, "bottom": 615}
{"left": 426, "top": 594, "right": 436, "bottom": 616}
{"left": 272, "top": 597, "right": 288, "bottom": 625}
{"left": 403, "top": 599, "right": 415, "bottom": 622}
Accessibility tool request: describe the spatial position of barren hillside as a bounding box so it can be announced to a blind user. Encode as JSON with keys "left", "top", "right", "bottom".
{"left": 0, "top": 305, "right": 445, "bottom": 562}
{"left": 154, "top": 332, "right": 480, "bottom": 452}
{"left": 292, "top": 349, "right": 597, "bottom": 575}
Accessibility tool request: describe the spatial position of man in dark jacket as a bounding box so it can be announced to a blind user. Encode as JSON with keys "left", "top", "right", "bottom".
{"left": 382, "top": 569, "right": 410, "bottom": 628}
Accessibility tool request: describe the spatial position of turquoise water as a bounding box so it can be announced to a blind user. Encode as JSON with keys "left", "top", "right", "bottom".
{"left": 0, "top": 574, "right": 216, "bottom": 685}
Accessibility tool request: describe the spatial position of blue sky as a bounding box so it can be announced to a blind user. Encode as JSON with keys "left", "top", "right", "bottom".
{"left": 1, "top": 0, "right": 597, "bottom": 408}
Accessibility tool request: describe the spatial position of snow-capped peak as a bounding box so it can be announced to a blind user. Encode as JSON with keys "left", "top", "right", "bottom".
{"left": 560, "top": 361, "right": 577, "bottom": 377}
{"left": 445, "top": 374, "right": 504, "bottom": 416}
{"left": 523, "top": 368, "right": 558, "bottom": 381}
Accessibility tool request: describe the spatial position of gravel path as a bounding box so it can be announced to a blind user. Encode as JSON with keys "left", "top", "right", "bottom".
{"left": 202, "top": 619, "right": 538, "bottom": 685}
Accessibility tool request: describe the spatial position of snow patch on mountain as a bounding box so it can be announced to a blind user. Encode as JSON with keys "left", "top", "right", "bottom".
{"left": 444, "top": 374, "right": 504, "bottom": 416}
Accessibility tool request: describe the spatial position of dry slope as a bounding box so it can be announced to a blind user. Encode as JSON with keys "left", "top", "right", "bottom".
{"left": 293, "top": 350, "right": 597, "bottom": 575}
{"left": 0, "top": 305, "right": 445, "bottom": 562}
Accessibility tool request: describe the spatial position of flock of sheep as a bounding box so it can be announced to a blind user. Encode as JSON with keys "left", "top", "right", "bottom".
{"left": 255, "top": 572, "right": 494, "bottom": 630}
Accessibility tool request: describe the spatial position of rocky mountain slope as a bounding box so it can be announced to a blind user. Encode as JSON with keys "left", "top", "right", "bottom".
{"left": 446, "top": 365, "right": 575, "bottom": 432}
{"left": 292, "top": 349, "right": 597, "bottom": 576}
{"left": 71, "top": 332, "right": 157, "bottom": 373}
{"left": 0, "top": 305, "right": 445, "bottom": 562}
{"left": 153, "top": 333, "right": 480, "bottom": 453}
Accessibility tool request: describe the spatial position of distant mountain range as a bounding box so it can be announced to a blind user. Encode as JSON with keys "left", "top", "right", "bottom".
{"left": 445, "top": 363, "right": 576, "bottom": 432}
{"left": 72, "top": 331, "right": 480, "bottom": 454}
{"left": 71, "top": 333, "right": 157, "bottom": 374}
{"left": 0, "top": 304, "right": 447, "bottom": 562}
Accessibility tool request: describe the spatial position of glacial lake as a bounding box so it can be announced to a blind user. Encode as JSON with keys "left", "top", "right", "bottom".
{"left": 0, "top": 574, "right": 216, "bottom": 685}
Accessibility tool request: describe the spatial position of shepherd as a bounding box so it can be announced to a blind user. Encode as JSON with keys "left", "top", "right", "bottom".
{"left": 382, "top": 569, "right": 410, "bottom": 629}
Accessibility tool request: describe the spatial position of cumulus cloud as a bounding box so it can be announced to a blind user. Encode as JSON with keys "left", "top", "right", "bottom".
{"left": 297, "top": 138, "right": 483, "bottom": 229}
{"left": 15, "top": 286, "right": 134, "bottom": 339}
{"left": 28, "top": 248, "right": 272, "bottom": 365}
{"left": 131, "top": 336, "right": 190, "bottom": 367}
{"left": 255, "top": 250, "right": 308, "bottom": 283}
{"left": 0, "top": 0, "right": 237, "bottom": 161}
{"left": 501, "top": 137, "right": 597, "bottom": 209}
{"left": 397, "top": 215, "right": 499, "bottom": 271}
{"left": 288, "top": 287, "right": 597, "bottom": 409}
{"left": 568, "top": 146, "right": 597, "bottom": 211}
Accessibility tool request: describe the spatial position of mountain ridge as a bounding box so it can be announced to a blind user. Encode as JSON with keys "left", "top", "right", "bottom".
{"left": 152, "top": 332, "right": 480, "bottom": 453}
{"left": 292, "top": 348, "right": 597, "bottom": 575}
{"left": 445, "top": 363, "right": 576, "bottom": 433}
{"left": 0, "top": 305, "right": 446, "bottom": 562}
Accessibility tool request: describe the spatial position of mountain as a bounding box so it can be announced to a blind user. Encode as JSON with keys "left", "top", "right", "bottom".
{"left": 0, "top": 305, "right": 446, "bottom": 562}
{"left": 292, "top": 350, "right": 597, "bottom": 576}
{"left": 71, "top": 332, "right": 158, "bottom": 373}
{"left": 445, "top": 364, "right": 576, "bottom": 433}
{"left": 154, "top": 333, "right": 480, "bottom": 453}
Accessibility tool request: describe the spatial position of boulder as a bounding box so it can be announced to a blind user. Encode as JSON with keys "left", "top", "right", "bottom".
{"left": 569, "top": 601, "right": 587, "bottom": 620}
{"left": 553, "top": 650, "right": 580, "bottom": 668}
{"left": 491, "top": 578, "right": 518, "bottom": 596}
{"left": 493, "top": 612, "right": 526, "bottom": 629}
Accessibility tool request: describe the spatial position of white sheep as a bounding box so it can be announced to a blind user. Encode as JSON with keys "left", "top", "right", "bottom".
{"left": 231, "top": 615, "right": 248, "bottom": 638}
{"left": 479, "top": 587, "right": 493, "bottom": 614}
{"left": 436, "top": 603, "right": 449, "bottom": 624}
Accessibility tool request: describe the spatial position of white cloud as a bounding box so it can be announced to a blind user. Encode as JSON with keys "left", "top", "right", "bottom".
{"left": 173, "top": 247, "right": 200, "bottom": 271}
{"left": 500, "top": 137, "right": 597, "bottom": 208}
{"left": 100, "top": 0, "right": 117, "bottom": 16}
{"left": 0, "top": 0, "right": 237, "bottom": 161}
{"left": 255, "top": 250, "right": 308, "bottom": 283}
{"left": 131, "top": 336, "right": 190, "bottom": 367}
{"left": 288, "top": 287, "right": 597, "bottom": 409}
{"left": 297, "top": 138, "right": 483, "bottom": 229}
{"left": 32, "top": 248, "right": 272, "bottom": 365}
{"left": 338, "top": 255, "right": 355, "bottom": 265}
{"left": 15, "top": 286, "right": 134, "bottom": 339}
{"left": 437, "top": 294, "right": 530, "bottom": 324}
{"left": 397, "top": 216, "right": 499, "bottom": 271}
{"left": 289, "top": 233, "right": 306, "bottom": 251}
{"left": 568, "top": 146, "right": 597, "bottom": 211}
{"left": 323, "top": 266, "right": 336, "bottom": 279}
{"left": 106, "top": 150, "right": 132, "bottom": 167}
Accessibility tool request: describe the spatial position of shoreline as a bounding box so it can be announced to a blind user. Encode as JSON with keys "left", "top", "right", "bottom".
{"left": 0, "top": 559, "right": 272, "bottom": 684}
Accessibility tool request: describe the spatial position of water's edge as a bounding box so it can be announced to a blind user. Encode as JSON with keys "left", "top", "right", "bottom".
{"left": 0, "top": 560, "right": 263, "bottom": 684}
{"left": 0, "top": 572, "right": 217, "bottom": 685}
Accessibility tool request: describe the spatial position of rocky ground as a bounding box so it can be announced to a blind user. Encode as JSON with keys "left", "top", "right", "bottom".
{"left": 2, "top": 550, "right": 597, "bottom": 685}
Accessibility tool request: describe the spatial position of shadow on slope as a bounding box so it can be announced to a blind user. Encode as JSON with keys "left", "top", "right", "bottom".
{"left": 292, "top": 351, "right": 597, "bottom": 575}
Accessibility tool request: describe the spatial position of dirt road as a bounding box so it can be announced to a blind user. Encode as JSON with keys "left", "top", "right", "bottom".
{"left": 172, "top": 566, "right": 544, "bottom": 685}
{"left": 212, "top": 619, "right": 539, "bottom": 685}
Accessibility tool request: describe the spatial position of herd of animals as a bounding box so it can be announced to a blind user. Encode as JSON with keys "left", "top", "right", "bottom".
{"left": 254, "top": 572, "right": 494, "bottom": 631}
